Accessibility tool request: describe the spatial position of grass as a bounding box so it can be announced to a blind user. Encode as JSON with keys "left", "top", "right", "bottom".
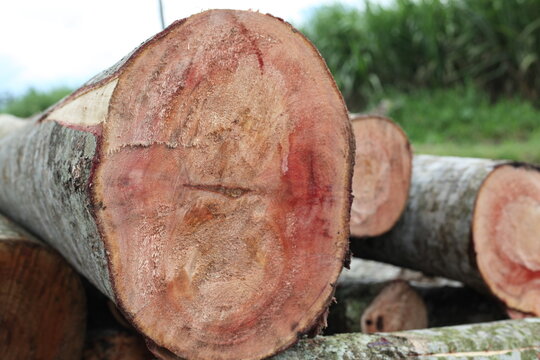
{"left": 380, "top": 84, "right": 540, "bottom": 144}
{"left": 415, "top": 140, "right": 540, "bottom": 164}
{"left": 376, "top": 84, "right": 540, "bottom": 163}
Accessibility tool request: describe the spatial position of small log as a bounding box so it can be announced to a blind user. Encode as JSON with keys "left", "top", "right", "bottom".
{"left": 327, "top": 281, "right": 506, "bottom": 335}
{"left": 349, "top": 115, "right": 411, "bottom": 237}
{"left": 360, "top": 280, "right": 427, "bottom": 333}
{"left": 83, "top": 330, "right": 153, "bottom": 360}
{"left": 351, "top": 155, "right": 540, "bottom": 316}
{"left": 273, "top": 318, "right": 540, "bottom": 359}
{"left": 0, "top": 215, "right": 86, "bottom": 360}
{"left": 0, "top": 10, "right": 353, "bottom": 360}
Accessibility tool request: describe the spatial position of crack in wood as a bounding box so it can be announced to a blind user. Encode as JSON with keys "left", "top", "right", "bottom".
{"left": 183, "top": 184, "right": 253, "bottom": 199}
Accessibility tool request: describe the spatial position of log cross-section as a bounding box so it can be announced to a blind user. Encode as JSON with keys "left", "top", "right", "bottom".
{"left": 349, "top": 115, "right": 411, "bottom": 237}
{"left": 0, "top": 9, "right": 353, "bottom": 360}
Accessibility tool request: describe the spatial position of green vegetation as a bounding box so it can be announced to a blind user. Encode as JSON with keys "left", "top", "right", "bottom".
{"left": 301, "top": 0, "right": 540, "bottom": 110}
{"left": 0, "top": 87, "right": 72, "bottom": 118}
{"left": 380, "top": 85, "right": 540, "bottom": 162}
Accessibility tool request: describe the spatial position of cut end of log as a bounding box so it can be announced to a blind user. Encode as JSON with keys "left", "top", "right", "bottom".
{"left": 0, "top": 233, "right": 86, "bottom": 359}
{"left": 349, "top": 115, "right": 411, "bottom": 238}
{"left": 473, "top": 163, "right": 540, "bottom": 316}
{"left": 360, "top": 280, "right": 427, "bottom": 333}
{"left": 45, "top": 10, "right": 352, "bottom": 360}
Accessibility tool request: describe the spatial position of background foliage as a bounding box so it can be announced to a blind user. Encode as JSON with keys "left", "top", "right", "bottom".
{"left": 0, "top": 87, "right": 71, "bottom": 118}
{"left": 301, "top": 0, "right": 540, "bottom": 110}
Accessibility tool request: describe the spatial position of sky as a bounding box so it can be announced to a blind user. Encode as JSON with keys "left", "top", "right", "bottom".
{"left": 0, "top": 0, "right": 363, "bottom": 95}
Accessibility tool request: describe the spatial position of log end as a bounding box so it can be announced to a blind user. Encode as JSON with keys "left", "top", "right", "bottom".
{"left": 0, "top": 239, "right": 86, "bottom": 360}
{"left": 360, "top": 280, "right": 428, "bottom": 333}
{"left": 349, "top": 115, "right": 411, "bottom": 238}
{"left": 59, "top": 9, "right": 354, "bottom": 360}
{"left": 473, "top": 163, "right": 540, "bottom": 316}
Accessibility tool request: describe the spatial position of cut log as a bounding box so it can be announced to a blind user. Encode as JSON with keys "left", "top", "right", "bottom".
{"left": 273, "top": 318, "right": 540, "bottom": 359}
{"left": 83, "top": 330, "right": 153, "bottom": 360}
{"left": 349, "top": 115, "right": 411, "bottom": 237}
{"left": 351, "top": 155, "right": 540, "bottom": 316}
{"left": 360, "top": 280, "right": 427, "bottom": 333}
{"left": 0, "top": 215, "right": 86, "bottom": 360}
{"left": 0, "top": 10, "right": 353, "bottom": 360}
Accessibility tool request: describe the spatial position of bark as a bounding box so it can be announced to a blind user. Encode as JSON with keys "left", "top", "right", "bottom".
{"left": 83, "top": 329, "right": 153, "bottom": 360}
{"left": 0, "top": 215, "right": 86, "bottom": 360}
{"left": 273, "top": 318, "right": 540, "bottom": 359}
{"left": 349, "top": 115, "right": 411, "bottom": 237}
{"left": 327, "top": 281, "right": 506, "bottom": 335}
{"left": 0, "top": 10, "right": 353, "bottom": 360}
{"left": 351, "top": 155, "right": 540, "bottom": 316}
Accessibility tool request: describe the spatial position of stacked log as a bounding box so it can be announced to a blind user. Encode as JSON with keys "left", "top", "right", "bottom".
{"left": 0, "top": 215, "right": 86, "bottom": 359}
{"left": 351, "top": 155, "right": 540, "bottom": 317}
{"left": 0, "top": 9, "right": 353, "bottom": 360}
{"left": 349, "top": 115, "right": 411, "bottom": 237}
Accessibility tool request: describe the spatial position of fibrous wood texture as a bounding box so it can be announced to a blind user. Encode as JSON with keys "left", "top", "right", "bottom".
{"left": 351, "top": 155, "right": 540, "bottom": 316}
{"left": 274, "top": 318, "right": 540, "bottom": 359}
{"left": 349, "top": 115, "right": 411, "bottom": 237}
{"left": 0, "top": 10, "right": 353, "bottom": 360}
{"left": 0, "top": 215, "right": 86, "bottom": 360}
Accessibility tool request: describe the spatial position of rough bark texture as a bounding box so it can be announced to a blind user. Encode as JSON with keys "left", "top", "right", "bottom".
{"left": 0, "top": 215, "right": 86, "bottom": 360}
{"left": 0, "top": 10, "right": 353, "bottom": 360}
{"left": 273, "top": 318, "right": 540, "bottom": 359}
{"left": 349, "top": 115, "right": 411, "bottom": 238}
{"left": 351, "top": 155, "right": 540, "bottom": 316}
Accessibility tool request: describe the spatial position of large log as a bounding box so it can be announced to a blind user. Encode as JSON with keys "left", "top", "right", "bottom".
{"left": 351, "top": 155, "right": 540, "bottom": 316}
{"left": 349, "top": 115, "right": 411, "bottom": 237}
{"left": 0, "top": 215, "right": 86, "bottom": 360}
{"left": 274, "top": 318, "right": 540, "bottom": 359}
{"left": 0, "top": 10, "right": 353, "bottom": 360}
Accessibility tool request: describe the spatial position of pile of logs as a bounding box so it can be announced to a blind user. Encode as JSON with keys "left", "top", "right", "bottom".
{"left": 0, "top": 8, "right": 538, "bottom": 360}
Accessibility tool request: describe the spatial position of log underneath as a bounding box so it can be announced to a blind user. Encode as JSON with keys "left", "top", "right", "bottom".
{"left": 327, "top": 281, "right": 506, "bottom": 335}
{"left": 360, "top": 280, "right": 427, "bottom": 333}
{"left": 83, "top": 330, "right": 153, "bottom": 360}
{"left": 0, "top": 215, "right": 86, "bottom": 360}
{"left": 0, "top": 10, "right": 353, "bottom": 360}
{"left": 349, "top": 115, "right": 411, "bottom": 237}
{"left": 273, "top": 318, "right": 540, "bottom": 359}
{"left": 351, "top": 155, "right": 540, "bottom": 316}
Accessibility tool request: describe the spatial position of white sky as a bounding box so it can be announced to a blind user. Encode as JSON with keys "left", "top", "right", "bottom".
{"left": 0, "top": 0, "right": 363, "bottom": 95}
